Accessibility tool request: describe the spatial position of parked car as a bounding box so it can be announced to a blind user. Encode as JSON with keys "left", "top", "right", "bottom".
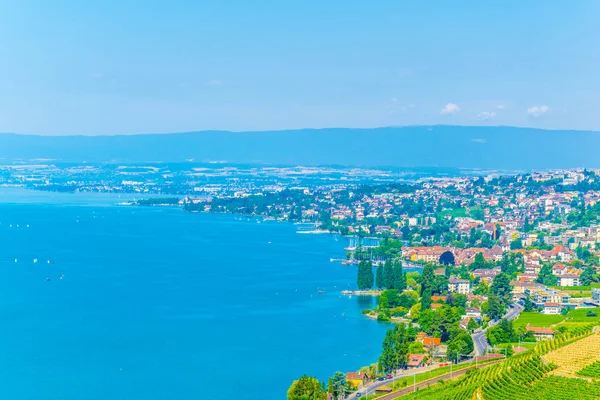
{"left": 386, "top": 374, "right": 393, "bottom": 379}
{"left": 356, "top": 392, "right": 362, "bottom": 398}
{"left": 377, "top": 377, "right": 385, "bottom": 381}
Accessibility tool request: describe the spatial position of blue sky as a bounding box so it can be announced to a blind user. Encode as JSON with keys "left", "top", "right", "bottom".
{"left": 0, "top": 0, "right": 599, "bottom": 135}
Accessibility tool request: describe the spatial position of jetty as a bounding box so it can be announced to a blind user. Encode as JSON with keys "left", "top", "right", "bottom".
{"left": 341, "top": 290, "right": 382, "bottom": 296}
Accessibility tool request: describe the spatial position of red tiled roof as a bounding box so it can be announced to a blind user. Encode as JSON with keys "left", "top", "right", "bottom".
{"left": 346, "top": 372, "right": 368, "bottom": 380}
{"left": 407, "top": 354, "right": 425, "bottom": 367}
{"left": 526, "top": 324, "right": 554, "bottom": 335}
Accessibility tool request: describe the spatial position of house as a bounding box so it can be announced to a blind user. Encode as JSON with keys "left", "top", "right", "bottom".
{"left": 431, "top": 303, "right": 443, "bottom": 310}
{"left": 542, "top": 302, "right": 561, "bottom": 315}
{"left": 346, "top": 372, "right": 370, "bottom": 388}
{"left": 472, "top": 268, "right": 501, "bottom": 283}
{"left": 407, "top": 354, "right": 426, "bottom": 369}
{"left": 550, "top": 245, "right": 574, "bottom": 262}
{"left": 466, "top": 307, "right": 482, "bottom": 318}
{"left": 511, "top": 281, "right": 537, "bottom": 295}
{"left": 459, "top": 316, "right": 472, "bottom": 330}
{"left": 552, "top": 263, "right": 567, "bottom": 276}
{"left": 516, "top": 273, "right": 538, "bottom": 283}
{"left": 558, "top": 274, "right": 580, "bottom": 287}
{"left": 525, "top": 286, "right": 570, "bottom": 306}
{"left": 525, "top": 324, "right": 555, "bottom": 341}
{"left": 448, "top": 277, "right": 471, "bottom": 294}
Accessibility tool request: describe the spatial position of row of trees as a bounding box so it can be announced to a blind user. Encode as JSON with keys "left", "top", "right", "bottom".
{"left": 379, "top": 323, "right": 416, "bottom": 373}
{"left": 357, "top": 260, "right": 407, "bottom": 291}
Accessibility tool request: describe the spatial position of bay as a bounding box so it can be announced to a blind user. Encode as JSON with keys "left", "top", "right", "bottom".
{"left": 0, "top": 189, "right": 390, "bottom": 400}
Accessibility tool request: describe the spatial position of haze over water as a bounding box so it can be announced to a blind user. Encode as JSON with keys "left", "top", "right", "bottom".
{"left": 0, "top": 189, "right": 388, "bottom": 400}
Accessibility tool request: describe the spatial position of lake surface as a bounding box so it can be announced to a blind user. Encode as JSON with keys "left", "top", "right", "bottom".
{"left": 0, "top": 189, "right": 390, "bottom": 399}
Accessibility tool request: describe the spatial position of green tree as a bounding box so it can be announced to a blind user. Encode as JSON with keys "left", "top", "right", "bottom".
{"left": 383, "top": 260, "right": 394, "bottom": 289}
{"left": 376, "top": 263, "right": 385, "bottom": 289}
{"left": 287, "top": 375, "right": 326, "bottom": 400}
{"left": 421, "top": 287, "right": 432, "bottom": 310}
{"left": 392, "top": 261, "right": 406, "bottom": 290}
{"left": 421, "top": 264, "right": 435, "bottom": 294}
{"left": 378, "top": 289, "right": 401, "bottom": 309}
{"left": 448, "top": 332, "right": 474, "bottom": 361}
{"left": 580, "top": 265, "right": 595, "bottom": 286}
{"left": 536, "top": 264, "right": 557, "bottom": 286}
{"left": 510, "top": 238, "right": 523, "bottom": 250}
{"left": 471, "top": 252, "right": 488, "bottom": 270}
{"left": 357, "top": 260, "right": 374, "bottom": 290}
{"left": 327, "top": 371, "right": 346, "bottom": 400}
{"left": 523, "top": 296, "right": 534, "bottom": 312}
{"left": 487, "top": 294, "right": 504, "bottom": 320}
{"left": 467, "top": 318, "right": 479, "bottom": 332}
{"left": 378, "top": 323, "right": 412, "bottom": 373}
{"left": 491, "top": 273, "right": 512, "bottom": 304}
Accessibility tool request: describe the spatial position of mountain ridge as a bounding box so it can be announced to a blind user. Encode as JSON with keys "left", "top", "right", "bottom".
{"left": 1, "top": 125, "right": 598, "bottom": 170}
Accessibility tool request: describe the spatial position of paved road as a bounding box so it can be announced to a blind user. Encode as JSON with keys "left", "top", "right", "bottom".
{"left": 471, "top": 303, "right": 523, "bottom": 356}
{"left": 354, "top": 303, "right": 524, "bottom": 397}
{"left": 472, "top": 330, "right": 490, "bottom": 356}
{"left": 348, "top": 370, "right": 418, "bottom": 399}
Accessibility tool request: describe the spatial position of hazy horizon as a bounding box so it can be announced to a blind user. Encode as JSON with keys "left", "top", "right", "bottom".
{"left": 2, "top": 123, "right": 600, "bottom": 138}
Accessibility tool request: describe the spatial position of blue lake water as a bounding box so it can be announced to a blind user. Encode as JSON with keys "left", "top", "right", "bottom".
{"left": 0, "top": 189, "right": 391, "bottom": 400}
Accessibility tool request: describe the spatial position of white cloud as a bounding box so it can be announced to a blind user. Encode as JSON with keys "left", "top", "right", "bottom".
{"left": 496, "top": 104, "right": 506, "bottom": 110}
{"left": 471, "top": 138, "right": 486, "bottom": 143}
{"left": 440, "top": 103, "right": 460, "bottom": 115}
{"left": 527, "top": 105, "right": 550, "bottom": 117}
{"left": 477, "top": 111, "right": 496, "bottom": 121}
{"left": 205, "top": 79, "right": 223, "bottom": 86}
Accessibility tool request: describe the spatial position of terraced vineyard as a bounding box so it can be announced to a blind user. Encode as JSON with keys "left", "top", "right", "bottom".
{"left": 577, "top": 360, "right": 600, "bottom": 378}
{"left": 526, "top": 376, "right": 600, "bottom": 399}
{"left": 480, "top": 356, "right": 556, "bottom": 400}
{"left": 395, "top": 325, "right": 598, "bottom": 399}
{"left": 400, "top": 354, "right": 553, "bottom": 400}
{"left": 543, "top": 333, "right": 600, "bottom": 377}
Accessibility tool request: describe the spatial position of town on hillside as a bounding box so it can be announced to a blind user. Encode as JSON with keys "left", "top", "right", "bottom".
{"left": 7, "top": 163, "right": 600, "bottom": 399}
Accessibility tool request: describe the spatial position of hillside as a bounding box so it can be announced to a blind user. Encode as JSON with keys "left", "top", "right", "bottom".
{"left": 389, "top": 325, "right": 600, "bottom": 400}
{"left": 1, "top": 125, "right": 599, "bottom": 170}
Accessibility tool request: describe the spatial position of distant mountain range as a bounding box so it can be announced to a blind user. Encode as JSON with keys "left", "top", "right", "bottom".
{"left": 1, "top": 125, "right": 598, "bottom": 170}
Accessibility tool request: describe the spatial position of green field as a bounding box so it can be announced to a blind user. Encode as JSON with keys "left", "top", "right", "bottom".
{"left": 513, "top": 309, "right": 600, "bottom": 332}
{"left": 436, "top": 208, "right": 468, "bottom": 219}
{"left": 513, "top": 312, "right": 565, "bottom": 328}
{"left": 436, "top": 206, "right": 484, "bottom": 220}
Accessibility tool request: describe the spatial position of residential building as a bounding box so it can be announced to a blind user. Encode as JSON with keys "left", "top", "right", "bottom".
{"left": 407, "top": 354, "right": 426, "bottom": 369}
{"left": 558, "top": 274, "right": 580, "bottom": 287}
{"left": 525, "top": 324, "right": 555, "bottom": 341}
{"left": 448, "top": 277, "right": 471, "bottom": 294}
{"left": 542, "top": 302, "right": 561, "bottom": 315}
{"left": 346, "top": 372, "right": 370, "bottom": 389}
